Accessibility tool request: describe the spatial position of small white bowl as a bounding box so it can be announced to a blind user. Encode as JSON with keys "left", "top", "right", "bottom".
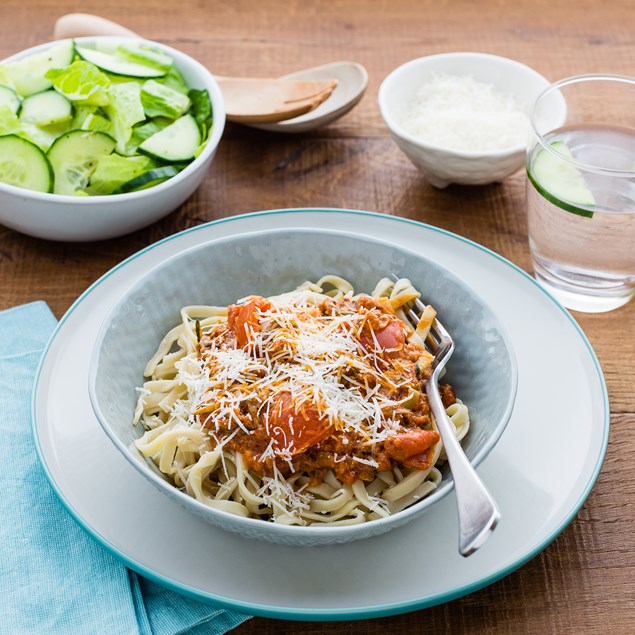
{"left": 0, "top": 37, "right": 225, "bottom": 241}
{"left": 378, "top": 52, "right": 565, "bottom": 188}
{"left": 89, "top": 228, "right": 517, "bottom": 546}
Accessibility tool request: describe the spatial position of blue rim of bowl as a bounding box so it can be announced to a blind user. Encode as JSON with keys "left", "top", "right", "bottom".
{"left": 87, "top": 225, "right": 518, "bottom": 542}
{"left": 0, "top": 36, "right": 226, "bottom": 203}
{"left": 31, "top": 207, "right": 609, "bottom": 621}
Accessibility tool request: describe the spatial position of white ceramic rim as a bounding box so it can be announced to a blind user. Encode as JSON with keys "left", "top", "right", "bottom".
{"left": 30, "top": 208, "right": 609, "bottom": 620}
{"left": 378, "top": 51, "right": 551, "bottom": 159}
{"left": 0, "top": 36, "right": 226, "bottom": 201}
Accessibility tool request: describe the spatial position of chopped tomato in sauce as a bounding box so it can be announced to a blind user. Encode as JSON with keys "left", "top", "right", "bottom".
{"left": 359, "top": 319, "right": 406, "bottom": 358}
{"left": 384, "top": 428, "right": 440, "bottom": 470}
{"left": 227, "top": 296, "right": 271, "bottom": 348}
{"left": 268, "top": 392, "right": 332, "bottom": 454}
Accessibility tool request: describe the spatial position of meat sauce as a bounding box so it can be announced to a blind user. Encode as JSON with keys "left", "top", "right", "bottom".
{"left": 198, "top": 294, "right": 456, "bottom": 485}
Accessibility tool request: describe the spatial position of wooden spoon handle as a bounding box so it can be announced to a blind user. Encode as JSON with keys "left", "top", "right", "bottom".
{"left": 54, "top": 13, "right": 139, "bottom": 38}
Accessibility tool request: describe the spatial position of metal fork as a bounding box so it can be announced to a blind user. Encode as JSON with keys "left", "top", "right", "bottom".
{"left": 395, "top": 278, "right": 501, "bottom": 556}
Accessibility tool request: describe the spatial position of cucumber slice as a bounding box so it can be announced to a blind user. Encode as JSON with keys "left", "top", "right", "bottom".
{"left": 139, "top": 114, "right": 201, "bottom": 161}
{"left": 20, "top": 90, "right": 72, "bottom": 126}
{"left": 116, "top": 165, "right": 181, "bottom": 193}
{"left": 116, "top": 44, "right": 173, "bottom": 72}
{"left": 47, "top": 130, "right": 116, "bottom": 195}
{"left": 0, "top": 134, "right": 53, "bottom": 192}
{"left": 0, "top": 85, "right": 21, "bottom": 114}
{"left": 75, "top": 46, "right": 166, "bottom": 79}
{"left": 2, "top": 40, "right": 74, "bottom": 97}
{"left": 128, "top": 117, "right": 172, "bottom": 151}
{"left": 529, "top": 141, "right": 595, "bottom": 218}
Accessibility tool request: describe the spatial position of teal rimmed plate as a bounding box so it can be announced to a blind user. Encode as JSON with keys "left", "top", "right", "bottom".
{"left": 32, "top": 208, "right": 608, "bottom": 620}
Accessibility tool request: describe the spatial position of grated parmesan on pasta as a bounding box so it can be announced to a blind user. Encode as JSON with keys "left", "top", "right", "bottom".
{"left": 401, "top": 73, "right": 530, "bottom": 152}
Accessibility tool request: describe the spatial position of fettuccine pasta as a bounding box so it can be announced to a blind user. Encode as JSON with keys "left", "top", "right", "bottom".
{"left": 133, "top": 276, "right": 469, "bottom": 525}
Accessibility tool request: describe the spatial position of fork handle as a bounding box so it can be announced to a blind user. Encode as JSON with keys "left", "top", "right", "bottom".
{"left": 427, "top": 381, "right": 501, "bottom": 557}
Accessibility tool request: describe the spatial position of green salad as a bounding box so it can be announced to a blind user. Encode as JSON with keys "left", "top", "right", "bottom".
{"left": 0, "top": 39, "right": 213, "bottom": 195}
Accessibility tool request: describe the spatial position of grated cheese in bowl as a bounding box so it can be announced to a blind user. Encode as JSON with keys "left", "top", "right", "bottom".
{"left": 400, "top": 73, "right": 530, "bottom": 153}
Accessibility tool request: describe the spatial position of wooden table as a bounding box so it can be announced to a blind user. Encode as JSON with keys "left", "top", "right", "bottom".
{"left": 1, "top": 1, "right": 634, "bottom": 633}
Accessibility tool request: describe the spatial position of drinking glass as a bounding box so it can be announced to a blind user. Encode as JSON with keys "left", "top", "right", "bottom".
{"left": 526, "top": 75, "right": 635, "bottom": 313}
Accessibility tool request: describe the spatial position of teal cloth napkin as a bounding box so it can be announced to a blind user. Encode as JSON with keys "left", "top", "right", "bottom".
{"left": 0, "top": 302, "right": 251, "bottom": 635}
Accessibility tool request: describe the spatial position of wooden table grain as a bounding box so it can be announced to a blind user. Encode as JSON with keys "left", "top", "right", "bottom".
{"left": 1, "top": 1, "right": 634, "bottom": 633}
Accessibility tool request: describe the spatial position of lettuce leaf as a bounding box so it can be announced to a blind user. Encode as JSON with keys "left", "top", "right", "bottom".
{"left": 188, "top": 88, "right": 213, "bottom": 142}
{"left": 0, "top": 105, "right": 21, "bottom": 135}
{"left": 141, "top": 80, "right": 191, "bottom": 118}
{"left": 86, "top": 153, "right": 157, "bottom": 195}
{"left": 105, "top": 82, "right": 146, "bottom": 154}
{"left": 46, "top": 61, "right": 111, "bottom": 106}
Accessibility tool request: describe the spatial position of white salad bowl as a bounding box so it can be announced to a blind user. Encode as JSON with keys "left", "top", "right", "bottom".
{"left": 0, "top": 36, "right": 225, "bottom": 241}
{"left": 89, "top": 228, "right": 518, "bottom": 546}
{"left": 378, "top": 52, "right": 566, "bottom": 188}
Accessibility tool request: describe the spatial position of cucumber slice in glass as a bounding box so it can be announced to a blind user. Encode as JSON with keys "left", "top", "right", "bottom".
{"left": 47, "top": 130, "right": 116, "bottom": 195}
{"left": 0, "top": 134, "right": 53, "bottom": 192}
{"left": 529, "top": 141, "right": 595, "bottom": 218}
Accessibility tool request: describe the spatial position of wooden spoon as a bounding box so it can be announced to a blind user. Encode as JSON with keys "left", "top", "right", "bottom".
{"left": 53, "top": 13, "right": 338, "bottom": 124}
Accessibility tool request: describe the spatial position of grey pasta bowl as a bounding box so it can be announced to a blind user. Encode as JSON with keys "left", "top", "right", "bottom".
{"left": 89, "top": 228, "right": 518, "bottom": 546}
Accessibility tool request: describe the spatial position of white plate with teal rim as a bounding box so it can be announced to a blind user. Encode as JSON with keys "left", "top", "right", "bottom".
{"left": 32, "top": 208, "right": 609, "bottom": 620}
